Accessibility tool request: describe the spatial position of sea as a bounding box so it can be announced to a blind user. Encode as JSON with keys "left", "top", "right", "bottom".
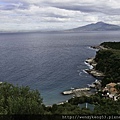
{"left": 0, "top": 31, "right": 120, "bottom": 105}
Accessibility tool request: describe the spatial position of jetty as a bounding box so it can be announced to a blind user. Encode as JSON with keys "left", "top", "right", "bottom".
{"left": 62, "top": 87, "right": 90, "bottom": 95}
{"left": 62, "top": 90, "right": 73, "bottom": 95}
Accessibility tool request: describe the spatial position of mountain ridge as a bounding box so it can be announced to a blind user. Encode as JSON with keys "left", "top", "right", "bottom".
{"left": 67, "top": 22, "right": 120, "bottom": 32}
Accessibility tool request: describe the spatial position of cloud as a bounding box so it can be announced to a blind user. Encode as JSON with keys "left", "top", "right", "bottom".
{"left": 45, "top": 0, "right": 120, "bottom": 15}
{"left": 0, "top": 0, "right": 120, "bottom": 31}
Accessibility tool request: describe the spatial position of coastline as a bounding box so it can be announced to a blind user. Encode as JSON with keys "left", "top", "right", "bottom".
{"left": 60, "top": 45, "right": 103, "bottom": 104}
{"left": 85, "top": 45, "right": 105, "bottom": 78}
{"left": 85, "top": 58, "right": 105, "bottom": 78}
{"left": 60, "top": 45, "right": 107, "bottom": 104}
{"left": 90, "top": 45, "right": 108, "bottom": 50}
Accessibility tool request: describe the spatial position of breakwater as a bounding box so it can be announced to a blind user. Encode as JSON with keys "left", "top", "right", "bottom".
{"left": 62, "top": 87, "right": 90, "bottom": 95}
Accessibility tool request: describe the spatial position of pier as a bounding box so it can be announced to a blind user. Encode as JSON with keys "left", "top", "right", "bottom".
{"left": 62, "top": 87, "right": 90, "bottom": 95}
{"left": 62, "top": 79, "right": 101, "bottom": 97}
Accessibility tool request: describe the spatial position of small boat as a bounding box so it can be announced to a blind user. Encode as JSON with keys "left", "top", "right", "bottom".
{"left": 71, "top": 87, "right": 75, "bottom": 90}
{"left": 0, "top": 82, "right": 2, "bottom": 84}
{"left": 87, "top": 84, "right": 95, "bottom": 88}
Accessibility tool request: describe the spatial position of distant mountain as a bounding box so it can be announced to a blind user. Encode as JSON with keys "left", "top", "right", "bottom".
{"left": 68, "top": 22, "right": 120, "bottom": 31}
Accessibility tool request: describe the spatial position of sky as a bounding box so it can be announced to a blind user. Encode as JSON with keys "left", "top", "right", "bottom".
{"left": 0, "top": 0, "right": 120, "bottom": 32}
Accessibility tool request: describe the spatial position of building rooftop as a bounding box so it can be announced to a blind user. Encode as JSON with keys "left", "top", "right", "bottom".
{"left": 106, "top": 83, "right": 117, "bottom": 88}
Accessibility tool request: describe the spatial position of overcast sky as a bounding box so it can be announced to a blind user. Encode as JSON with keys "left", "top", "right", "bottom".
{"left": 0, "top": 0, "right": 120, "bottom": 31}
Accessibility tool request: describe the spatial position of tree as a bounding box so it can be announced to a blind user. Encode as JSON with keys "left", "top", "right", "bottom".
{"left": 0, "top": 82, "right": 44, "bottom": 114}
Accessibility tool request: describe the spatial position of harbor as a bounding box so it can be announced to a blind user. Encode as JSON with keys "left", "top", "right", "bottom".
{"left": 62, "top": 79, "right": 102, "bottom": 101}
{"left": 62, "top": 87, "right": 93, "bottom": 98}
{"left": 62, "top": 87, "right": 90, "bottom": 95}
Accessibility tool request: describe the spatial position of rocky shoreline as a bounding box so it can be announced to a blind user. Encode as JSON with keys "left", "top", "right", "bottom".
{"left": 91, "top": 45, "right": 108, "bottom": 50}
{"left": 85, "top": 58, "right": 105, "bottom": 78}
{"left": 61, "top": 45, "right": 105, "bottom": 104}
{"left": 85, "top": 45, "right": 105, "bottom": 78}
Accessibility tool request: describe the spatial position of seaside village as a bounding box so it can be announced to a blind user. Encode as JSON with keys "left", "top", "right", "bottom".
{"left": 62, "top": 57, "right": 120, "bottom": 102}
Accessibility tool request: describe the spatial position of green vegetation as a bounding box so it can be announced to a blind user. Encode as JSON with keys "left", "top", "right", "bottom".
{"left": 101, "top": 42, "right": 120, "bottom": 50}
{"left": 45, "top": 103, "right": 82, "bottom": 115}
{"left": 0, "top": 82, "right": 44, "bottom": 114}
{"left": 0, "top": 83, "right": 120, "bottom": 116}
{"left": 0, "top": 83, "right": 93, "bottom": 115}
{"left": 95, "top": 42, "right": 120, "bottom": 86}
{"left": 68, "top": 94, "right": 120, "bottom": 115}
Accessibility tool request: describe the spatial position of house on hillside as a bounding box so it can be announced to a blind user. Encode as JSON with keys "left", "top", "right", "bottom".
{"left": 106, "top": 83, "right": 117, "bottom": 90}
{"left": 102, "top": 82, "right": 119, "bottom": 101}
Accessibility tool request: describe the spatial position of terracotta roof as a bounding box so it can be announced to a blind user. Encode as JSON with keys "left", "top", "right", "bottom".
{"left": 106, "top": 83, "right": 117, "bottom": 88}
{"left": 109, "top": 88, "right": 118, "bottom": 94}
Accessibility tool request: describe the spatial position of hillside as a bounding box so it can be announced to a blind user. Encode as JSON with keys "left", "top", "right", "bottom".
{"left": 95, "top": 42, "right": 120, "bottom": 86}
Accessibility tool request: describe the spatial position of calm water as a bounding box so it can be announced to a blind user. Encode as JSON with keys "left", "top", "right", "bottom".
{"left": 0, "top": 31, "right": 120, "bottom": 105}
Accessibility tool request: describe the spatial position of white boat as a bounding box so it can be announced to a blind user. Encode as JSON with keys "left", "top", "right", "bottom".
{"left": 71, "top": 87, "right": 75, "bottom": 90}
{"left": 0, "top": 82, "right": 2, "bottom": 84}
{"left": 87, "top": 84, "right": 95, "bottom": 88}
